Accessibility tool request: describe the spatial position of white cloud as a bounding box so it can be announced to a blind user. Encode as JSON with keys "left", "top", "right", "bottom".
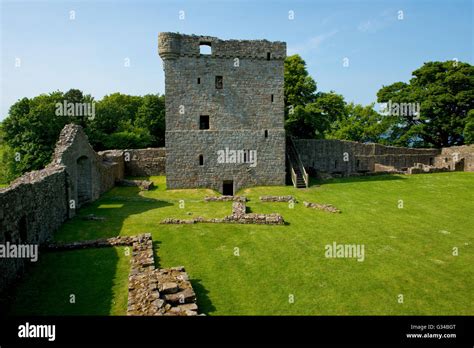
{"left": 288, "top": 30, "right": 339, "bottom": 55}
{"left": 357, "top": 9, "right": 396, "bottom": 33}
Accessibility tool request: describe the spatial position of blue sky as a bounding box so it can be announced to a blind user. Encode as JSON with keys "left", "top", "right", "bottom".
{"left": 1, "top": 0, "right": 472, "bottom": 120}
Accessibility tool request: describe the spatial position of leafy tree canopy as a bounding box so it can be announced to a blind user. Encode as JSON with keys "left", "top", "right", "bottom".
{"left": 377, "top": 61, "right": 474, "bottom": 147}
{"left": 1, "top": 90, "right": 165, "bottom": 178}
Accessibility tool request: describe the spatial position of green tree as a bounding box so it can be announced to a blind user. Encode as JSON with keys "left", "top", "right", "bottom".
{"left": 464, "top": 109, "right": 474, "bottom": 144}
{"left": 327, "top": 103, "right": 389, "bottom": 143}
{"left": 2, "top": 91, "right": 75, "bottom": 174}
{"left": 377, "top": 61, "right": 474, "bottom": 147}
{"left": 284, "top": 55, "right": 317, "bottom": 112}
{"left": 284, "top": 55, "right": 347, "bottom": 139}
{"left": 285, "top": 92, "right": 346, "bottom": 139}
{"left": 135, "top": 94, "right": 166, "bottom": 147}
{"left": 86, "top": 93, "right": 144, "bottom": 150}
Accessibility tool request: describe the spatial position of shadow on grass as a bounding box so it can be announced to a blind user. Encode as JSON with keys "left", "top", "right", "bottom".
{"left": 56, "top": 186, "right": 173, "bottom": 241}
{"left": 5, "top": 246, "right": 123, "bottom": 316}
{"left": 7, "top": 184, "right": 175, "bottom": 316}
{"left": 191, "top": 279, "right": 216, "bottom": 315}
{"left": 152, "top": 240, "right": 163, "bottom": 268}
{"left": 313, "top": 173, "right": 406, "bottom": 186}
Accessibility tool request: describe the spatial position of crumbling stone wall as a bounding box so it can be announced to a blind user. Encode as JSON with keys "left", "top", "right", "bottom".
{"left": 50, "top": 124, "right": 124, "bottom": 216}
{"left": 159, "top": 32, "right": 286, "bottom": 194}
{"left": 0, "top": 166, "right": 68, "bottom": 293}
{"left": 434, "top": 145, "right": 474, "bottom": 172}
{"left": 293, "top": 139, "right": 441, "bottom": 175}
{"left": 0, "top": 124, "right": 124, "bottom": 293}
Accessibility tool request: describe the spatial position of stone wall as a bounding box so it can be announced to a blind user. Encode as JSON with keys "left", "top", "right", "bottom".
{"left": 123, "top": 148, "right": 166, "bottom": 176}
{"left": 434, "top": 145, "right": 474, "bottom": 172}
{"left": 0, "top": 166, "right": 68, "bottom": 293}
{"left": 159, "top": 32, "right": 286, "bottom": 194}
{"left": 293, "top": 139, "right": 443, "bottom": 175}
{"left": 0, "top": 124, "right": 124, "bottom": 294}
{"left": 50, "top": 124, "right": 124, "bottom": 216}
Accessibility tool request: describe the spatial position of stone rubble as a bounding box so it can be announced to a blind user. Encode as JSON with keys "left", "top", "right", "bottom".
{"left": 204, "top": 196, "right": 247, "bottom": 202}
{"left": 161, "top": 199, "right": 284, "bottom": 225}
{"left": 303, "top": 201, "right": 341, "bottom": 214}
{"left": 260, "top": 195, "right": 295, "bottom": 202}
{"left": 46, "top": 234, "right": 200, "bottom": 316}
{"left": 406, "top": 163, "right": 450, "bottom": 175}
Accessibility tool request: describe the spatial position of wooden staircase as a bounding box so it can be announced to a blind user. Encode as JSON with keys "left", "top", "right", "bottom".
{"left": 287, "top": 138, "right": 308, "bottom": 188}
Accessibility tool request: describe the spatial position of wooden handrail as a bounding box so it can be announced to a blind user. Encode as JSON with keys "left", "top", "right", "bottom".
{"left": 290, "top": 166, "right": 297, "bottom": 188}
{"left": 289, "top": 137, "right": 309, "bottom": 188}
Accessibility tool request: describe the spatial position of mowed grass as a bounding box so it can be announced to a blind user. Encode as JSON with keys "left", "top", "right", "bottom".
{"left": 8, "top": 173, "right": 474, "bottom": 315}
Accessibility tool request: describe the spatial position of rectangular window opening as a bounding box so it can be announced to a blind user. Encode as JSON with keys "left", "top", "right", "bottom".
{"left": 215, "top": 76, "right": 223, "bottom": 89}
{"left": 199, "top": 115, "right": 209, "bottom": 130}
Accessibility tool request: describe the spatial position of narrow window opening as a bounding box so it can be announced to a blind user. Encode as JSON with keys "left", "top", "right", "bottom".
{"left": 271, "top": 94, "right": 274, "bottom": 102}
{"left": 244, "top": 151, "right": 247, "bottom": 162}
{"left": 200, "top": 43, "right": 212, "bottom": 55}
{"left": 429, "top": 157, "right": 434, "bottom": 166}
{"left": 264, "top": 130, "right": 268, "bottom": 138}
{"left": 197, "top": 77, "right": 201, "bottom": 84}
{"left": 199, "top": 155, "right": 204, "bottom": 166}
{"left": 267, "top": 52, "right": 271, "bottom": 60}
{"left": 199, "top": 115, "right": 209, "bottom": 130}
{"left": 356, "top": 160, "right": 360, "bottom": 168}
{"left": 215, "top": 76, "right": 223, "bottom": 89}
{"left": 334, "top": 160, "right": 338, "bottom": 169}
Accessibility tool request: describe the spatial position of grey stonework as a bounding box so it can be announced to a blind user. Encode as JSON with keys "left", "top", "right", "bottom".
{"left": 293, "top": 139, "right": 474, "bottom": 176}
{"left": 434, "top": 145, "right": 474, "bottom": 172}
{"left": 158, "top": 32, "right": 286, "bottom": 194}
{"left": 49, "top": 124, "right": 124, "bottom": 216}
{"left": 295, "top": 139, "right": 436, "bottom": 175}
{"left": 0, "top": 124, "right": 124, "bottom": 293}
{"left": 0, "top": 166, "right": 68, "bottom": 293}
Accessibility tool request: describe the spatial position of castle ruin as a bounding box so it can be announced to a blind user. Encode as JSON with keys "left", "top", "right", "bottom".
{"left": 158, "top": 32, "right": 287, "bottom": 195}
{"left": 1, "top": 32, "right": 473, "bottom": 296}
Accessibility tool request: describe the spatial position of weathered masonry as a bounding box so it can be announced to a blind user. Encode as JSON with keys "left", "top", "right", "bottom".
{"left": 293, "top": 139, "right": 474, "bottom": 176}
{"left": 158, "top": 32, "right": 287, "bottom": 195}
{"left": 0, "top": 124, "right": 124, "bottom": 293}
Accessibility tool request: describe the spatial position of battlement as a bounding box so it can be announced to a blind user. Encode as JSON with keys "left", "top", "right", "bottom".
{"left": 158, "top": 32, "right": 286, "bottom": 60}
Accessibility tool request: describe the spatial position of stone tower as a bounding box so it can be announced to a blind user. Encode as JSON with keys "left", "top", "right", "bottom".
{"left": 158, "top": 32, "right": 286, "bottom": 194}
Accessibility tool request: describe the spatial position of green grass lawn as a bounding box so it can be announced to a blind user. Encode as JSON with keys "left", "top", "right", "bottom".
{"left": 7, "top": 173, "right": 474, "bottom": 315}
